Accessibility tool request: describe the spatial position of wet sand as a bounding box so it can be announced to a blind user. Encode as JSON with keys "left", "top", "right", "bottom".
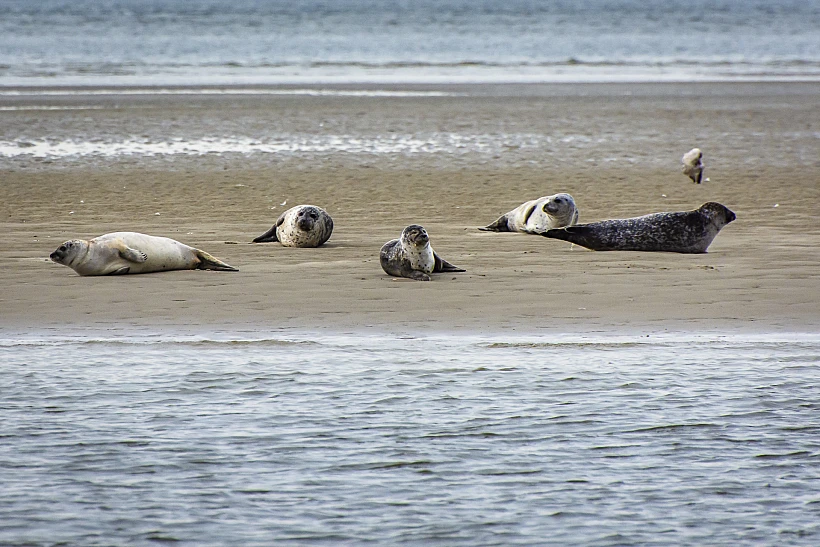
{"left": 1, "top": 83, "right": 818, "bottom": 334}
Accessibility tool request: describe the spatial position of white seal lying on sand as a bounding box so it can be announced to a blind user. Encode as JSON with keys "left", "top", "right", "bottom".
{"left": 252, "top": 205, "right": 333, "bottom": 247}
{"left": 682, "top": 148, "right": 704, "bottom": 184}
{"left": 479, "top": 193, "right": 579, "bottom": 233}
{"left": 50, "top": 232, "right": 238, "bottom": 275}
{"left": 380, "top": 224, "right": 466, "bottom": 281}
{"left": 539, "top": 202, "right": 735, "bottom": 253}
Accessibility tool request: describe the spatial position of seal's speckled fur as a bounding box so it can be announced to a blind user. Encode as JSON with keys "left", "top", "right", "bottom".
{"left": 540, "top": 202, "right": 735, "bottom": 253}
{"left": 253, "top": 205, "right": 333, "bottom": 247}
{"left": 380, "top": 225, "right": 465, "bottom": 281}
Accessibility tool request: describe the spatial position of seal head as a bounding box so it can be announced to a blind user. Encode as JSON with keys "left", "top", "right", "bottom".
{"left": 50, "top": 239, "right": 89, "bottom": 269}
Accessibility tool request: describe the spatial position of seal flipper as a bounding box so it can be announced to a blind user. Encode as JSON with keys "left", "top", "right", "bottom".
{"left": 252, "top": 214, "right": 286, "bottom": 243}
{"left": 409, "top": 271, "right": 431, "bottom": 281}
{"left": 118, "top": 245, "right": 148, "bottom": 263}
{"left": 479, "top": 214, "right": 513, "bottom": 232}
{"left": 433, "top": 251, "right": 466, "bottom": 273}
{"left": 194, "top": 250, "right": 239, "bottom": 271}
{"left": 108, "top": 266, "right": 131, "bottom": 275}
{"left": 541, "top": 226, "right": 605, "bottom": 251}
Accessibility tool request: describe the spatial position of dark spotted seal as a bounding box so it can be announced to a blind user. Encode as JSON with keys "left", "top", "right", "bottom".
{"left": 480, "top": 193, "right": 579, "bottom": 233}
{"left": 380, "top": 224, "right": 466, "bottom": 281}
{"left": 682, "top": 148, "right": 704, "bottom": 184}
{"left": 539, "top": 202, "right": 735, "bottom": 253}
{"left": 252, "top": 205, "right": 333, "bottom": 247}
{"left": 50, "top": 232, "right": 238, "bottom": 275}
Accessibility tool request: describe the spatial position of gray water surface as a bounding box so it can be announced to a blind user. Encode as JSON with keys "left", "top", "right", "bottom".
{"left": 2, "top": 331, "right": 819, "bottom": 545}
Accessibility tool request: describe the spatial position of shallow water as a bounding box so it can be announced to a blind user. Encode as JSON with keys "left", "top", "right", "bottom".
{"left": 2, "top": 330, "right": 819, "bottom": 545}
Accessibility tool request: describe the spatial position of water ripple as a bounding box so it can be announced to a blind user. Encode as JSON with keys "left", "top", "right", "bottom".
{"left": 1, "top": 330, "right": 819, "bottom": 545}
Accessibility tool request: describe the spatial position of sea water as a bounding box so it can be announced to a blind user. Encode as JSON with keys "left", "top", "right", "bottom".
{"left": 2, "top": 329, "right": 819, "bottom": 545}
{"left": 0, "top": 0, "right": 818, "bottom": 86}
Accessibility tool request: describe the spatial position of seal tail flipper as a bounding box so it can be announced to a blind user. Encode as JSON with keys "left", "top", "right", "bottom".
{"left": 478, "top": 215, "right": 512, "bottom": 232}
{"left": 195, "top": 250, "right": 239, "bottom": 271}
{"left": 434, "top": 252, "right": 466, "bottom": 273}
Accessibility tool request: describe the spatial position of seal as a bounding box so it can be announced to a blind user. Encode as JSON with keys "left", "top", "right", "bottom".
{"left": 380, "top": 224, "right": 466, "bottom": 281}
{"left": 682, "top": 148, "right": 704, "bottom": 184}
{"left": 50, "top": 232, "right": 238, "bottom": 275}
{"left": 479, "top": 193, "right": 579, "bottom": 233}
{"left": 252, "top": 205, "right": 333, "bottom": 247}
{"left": 539, "top": 202, "right": 736, "bottom": 253}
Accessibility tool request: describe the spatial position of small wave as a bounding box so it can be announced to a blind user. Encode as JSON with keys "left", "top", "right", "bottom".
{"left": 1, "top": 59, "right": 819, "bottom": 86}
{"left": 0, "top": 336, "right": 318, "bottom": 348}
{"left": 0, "top": 87, "right": 460, "bottom": 98}
{"left": 0, "top": 105, "right": 107, "bottom": 111}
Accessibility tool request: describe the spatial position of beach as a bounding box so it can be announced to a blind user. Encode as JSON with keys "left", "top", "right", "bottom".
{"left": 2, "top": 82, "right": 818, "bottom": 335}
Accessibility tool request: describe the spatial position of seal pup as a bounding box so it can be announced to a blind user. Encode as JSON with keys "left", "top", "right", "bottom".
{"left": 479, "top": 193, "right": 579, "bottom": 233}
{"left": 50, "top": 232, "right": 238, "bottom": 275}
{"left": 252, "top": 205, "right": 333, "bottom": 247}
{"left": 380, "top": 224, "right": 466, "bottom": 281}
{"left": 539, "top": 202, "right": 735, "bottom": 253}
{"left": 682, "top": 148, "right": 704, "bottom": 184}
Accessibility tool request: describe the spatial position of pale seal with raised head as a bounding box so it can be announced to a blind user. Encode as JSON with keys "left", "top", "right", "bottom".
{"left": 252, "top": 205, "right": 333, "bottom": 247}
{"left": 50, "top": 232, "right": 238, "bottom": 275}
{"left": 682, "top": 148, "right": 704, "bottom": 184}
{"left": 539, "top": 202, "right": 735, "bottom": 253}
{"left": 380, "top": 224, "right": 466, "bottom": 281}
{"left": 479, "top": 193, "right": 579, "bottom": 233}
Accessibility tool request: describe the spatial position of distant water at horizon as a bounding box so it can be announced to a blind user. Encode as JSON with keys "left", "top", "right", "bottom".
{"left": 1, "top": 0, "right": 819, "bottom": 86}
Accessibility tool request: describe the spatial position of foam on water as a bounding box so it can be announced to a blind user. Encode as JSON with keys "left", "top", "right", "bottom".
{"left": 0, "top": 133, "right": 547, "bottom": 160}
{"left": 0, "top": 88, "right": 460, "bottom": 97}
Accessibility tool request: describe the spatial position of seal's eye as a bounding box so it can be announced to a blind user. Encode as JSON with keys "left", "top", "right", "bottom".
{"left": 59, "top": 246, "right": 66, "bottom": 252}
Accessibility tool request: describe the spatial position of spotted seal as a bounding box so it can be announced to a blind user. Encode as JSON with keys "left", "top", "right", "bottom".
{"left": 252, "top": 205, "right": 333, "bottom": 247}
{"left": 479, "top": 193, "right": 579, "bottom": 233}
{"left": 539, "top": 202, "right": 735, "bottom": 253}
{"left": 50, "top": 232, "right": 238, "bottom": 275}
{"left": 682, "top": 148, "right": 704, "bottom": 184}
{"left": 380, "top": 224, "right": 466, "bottom": 281}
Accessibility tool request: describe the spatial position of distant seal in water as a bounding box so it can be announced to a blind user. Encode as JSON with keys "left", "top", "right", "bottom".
{"left": 682, "top": 148, "right": 704, "bottom": 184}
{"left": 539, "top": 202, "right": 736, "bottom": 253}
{"left": 252, "top": 205, "right": 333, "bottom": 247}
{"left": 50, "top": 232, "right": 238, "bottom": 275}
{"left": 479, "top": 193, "right": 579, "bottom": 233}
{"left": 380, "top": 224, "right": 466, "bottom": 281}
